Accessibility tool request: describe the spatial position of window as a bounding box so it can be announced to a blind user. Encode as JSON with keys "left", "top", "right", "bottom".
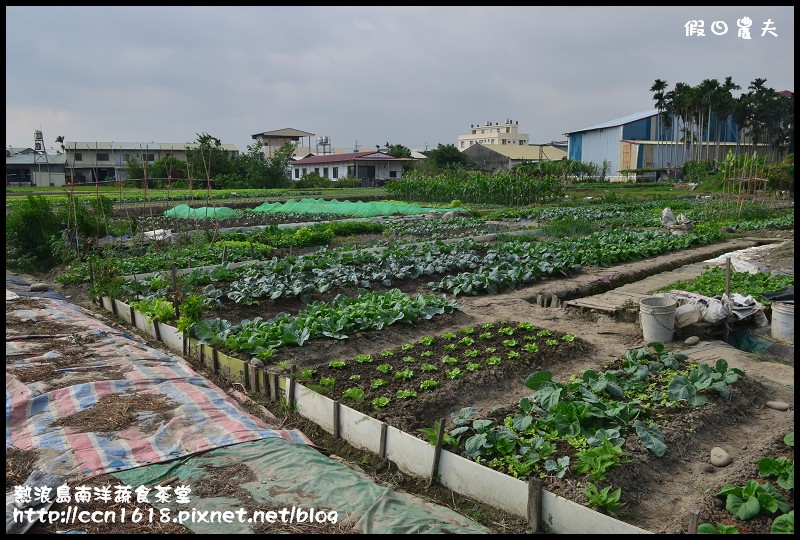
{"left": 294, "top": 168, "right": 300, "bottom": 179}
{"left": 519, "top": 141, "right": 525, "bottom": 145}
{"left": 143, "top": 153, "right": 155, "bottom": 162}
{"left": 315, "top": 167, "right": 320, "bottom": 175}
{"left": 323, "top": 167, "right": 328, "bottom": 177}
{"left": 74, "top": 153, "right": 83, "bottom": 161}
{"left": 302, "top": 168, "right": 307, "bottom": 175}
{"left": 97, "top": 152, "right": 110, "bottom": 161}
{"left": 332, "top": 167, "right": 338, "bottom": 179}
{"left": 389, "top": 171, "right": 397, "bottom": 178}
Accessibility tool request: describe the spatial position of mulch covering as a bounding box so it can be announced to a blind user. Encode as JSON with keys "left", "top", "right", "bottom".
{"left": 6, "top": 293, "right": 314, "bottom": 481}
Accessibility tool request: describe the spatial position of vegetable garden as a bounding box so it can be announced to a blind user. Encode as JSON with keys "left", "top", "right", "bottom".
{"left": 18, "top": 186, "right": 795, "bottom": 534}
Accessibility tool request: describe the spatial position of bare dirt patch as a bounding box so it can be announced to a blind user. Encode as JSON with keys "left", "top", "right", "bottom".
{"left": 7, "top": 446, "right": 39, "bottom": 487}
{"left": 50, "top": 393, "right": 178, "bottom": 433}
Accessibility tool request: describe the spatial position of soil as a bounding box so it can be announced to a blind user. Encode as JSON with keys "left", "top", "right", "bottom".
{"left": 50, "top": 393, "right": 178, "bottom": 433}
{"left": 8, "top": 225, "right": 794, "bottom": 534}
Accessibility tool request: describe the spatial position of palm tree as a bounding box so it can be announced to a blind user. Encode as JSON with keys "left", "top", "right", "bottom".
{"left": 671, "top": 82, "right": 695, "bottom": 164}
{"left": 701, "top": 78, "right": 721, "bottom": 162}
{"left": 650, "top": 79, "right": 668, "bottom": 171}
{"left": 715, "top": 77, "right": 741, "bottom": 161}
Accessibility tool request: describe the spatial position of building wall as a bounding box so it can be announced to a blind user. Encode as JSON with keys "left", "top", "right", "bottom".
{"left": 34, "top": 171, "right": 66, "bottom": 187}
{"left": 64, "top": 143, "right": 238, "bottom": 182}
{"left": 571, "top": 127, "right": 623, "bottom": 177}
{"left": 462, "top": 145, "right": 510, "bottom": 172}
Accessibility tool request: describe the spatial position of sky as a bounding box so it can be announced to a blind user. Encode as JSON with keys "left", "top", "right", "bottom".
{"left": 6, "top": 6, "right": 795, "bottom": 154}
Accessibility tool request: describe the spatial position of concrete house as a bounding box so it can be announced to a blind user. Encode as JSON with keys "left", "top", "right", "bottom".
{"left": 62, "top": 142, "right": 239, "bottom": 183}
{"left": 457, "top": 119, "right": 529, "bottom": 150}
{"left": 289, "top": 150, "right": 416, "bottom": 186}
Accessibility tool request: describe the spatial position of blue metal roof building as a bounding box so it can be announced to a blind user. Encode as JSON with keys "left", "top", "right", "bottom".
{"left": 564, "top": 109, "right": 739, "bottom": 180}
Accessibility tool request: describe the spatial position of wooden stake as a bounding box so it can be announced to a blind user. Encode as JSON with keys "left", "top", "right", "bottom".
{"left": 527, "top": 477, "right": 543, "bottom": 533}
{"left": 724, "top": 257, "right": 731, "bottom": 343}
{"left": 724, "top": 257, "right": 731, "bottom": 297}
{"left": 429, "top": 417, "right": 446, "bottom": 486}
{"left": 287, "top": 365, "right": 296, "bottom": 408}
{"left": 212, "top": 347, "right": 219, "bottom": 373}
{"left": 379, "top": 423, "right": 388, "bottom": 458}
{"left": 333, "top": 400, "right": 340, "bottom": 438}
{"left": 171, "top": 264, "right": 180, "bottom": 318}
{"left": 269, "top": 372, "right": 278, "bottom": 401}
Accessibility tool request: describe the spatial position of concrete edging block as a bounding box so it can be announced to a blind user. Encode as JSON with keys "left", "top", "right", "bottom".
{"left": 339, "top": 403, "right": 383, "bottom": 454}
{"left": 384, "top": 425, "right": 434, "bottom": 478}
{"left": 294, "top": 382, "right": 335, "bottom": 433}
{"left": 159, "top": 323, "right": 184, "bottom": 354}
{"left": 438, "top": 449, "right": 528, "bottom": 517}
{"left": 114, "top": 299, "right": 132, "bottom": 324}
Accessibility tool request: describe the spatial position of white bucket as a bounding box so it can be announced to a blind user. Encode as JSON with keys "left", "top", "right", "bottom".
{"left": 770, "top": 301, "right": 794, "bottom": 344}
{"left": 640, "top": 296, "right": 678, "bottom": 344}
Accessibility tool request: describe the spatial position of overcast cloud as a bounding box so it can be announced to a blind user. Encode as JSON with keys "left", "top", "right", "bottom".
{"left": 6, "top": 6, "right": 794, "bottom": 154}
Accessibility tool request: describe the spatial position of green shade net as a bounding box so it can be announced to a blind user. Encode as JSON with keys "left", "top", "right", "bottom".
{"left": 164, "top": 204, "right": 241, "bottom": 220}
{"left": 113, "top": 438, "right": 488, "bottom": 534}
{"left": 250, "top": 198, "right": 466, "bottom": 217}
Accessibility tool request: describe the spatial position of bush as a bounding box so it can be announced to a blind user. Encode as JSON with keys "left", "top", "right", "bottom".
{"left": 6, "top": 195, "right": 64, "bottom": 271}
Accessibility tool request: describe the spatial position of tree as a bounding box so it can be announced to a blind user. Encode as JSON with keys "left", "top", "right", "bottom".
{"left": 123, "top": 155, "right": 144, "bottom": 186}
{"left": 262, "top": 143, "right": 294, "bottom": 188}
{"left": 149, "top": 155, "right": 189, "bottom": 187}
{"left": 385, "top": 142, "right": 412, "bottom": 159}
{"left": 425, "top": 143, "right": 472, "bottom": 170}
{"left": 185, "top": 132, "right": 234, "bottom": 188}
{"left": 715, "top": 76, "right": 741, "bottom": 161}
{"left": 385, "top": 142, "right": 415, "bottom": 172}
{"left": 229, "top": 142, "right": 293, "bottom": 188}
{"left": 650, "top": 79, "right": 668, "bottom": 171}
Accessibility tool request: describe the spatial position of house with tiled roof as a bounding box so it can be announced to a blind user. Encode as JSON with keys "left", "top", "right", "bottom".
{"left": 289, "top": 150, "right": 415, "bottom": 186}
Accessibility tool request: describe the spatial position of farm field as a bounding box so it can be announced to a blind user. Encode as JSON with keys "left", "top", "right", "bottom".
{"left": 9, "top": 191, "right": 794, "bottom": 534}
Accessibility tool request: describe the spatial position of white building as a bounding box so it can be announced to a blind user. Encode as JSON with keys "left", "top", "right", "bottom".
{"left": 62, "top": 141, "right": 239, "bottom": 183}
{"left": 457, "top": 119, "right": 529, "bottom": 150}
{"left": 289, "top": 150, "right": 415, "bottom": 186}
